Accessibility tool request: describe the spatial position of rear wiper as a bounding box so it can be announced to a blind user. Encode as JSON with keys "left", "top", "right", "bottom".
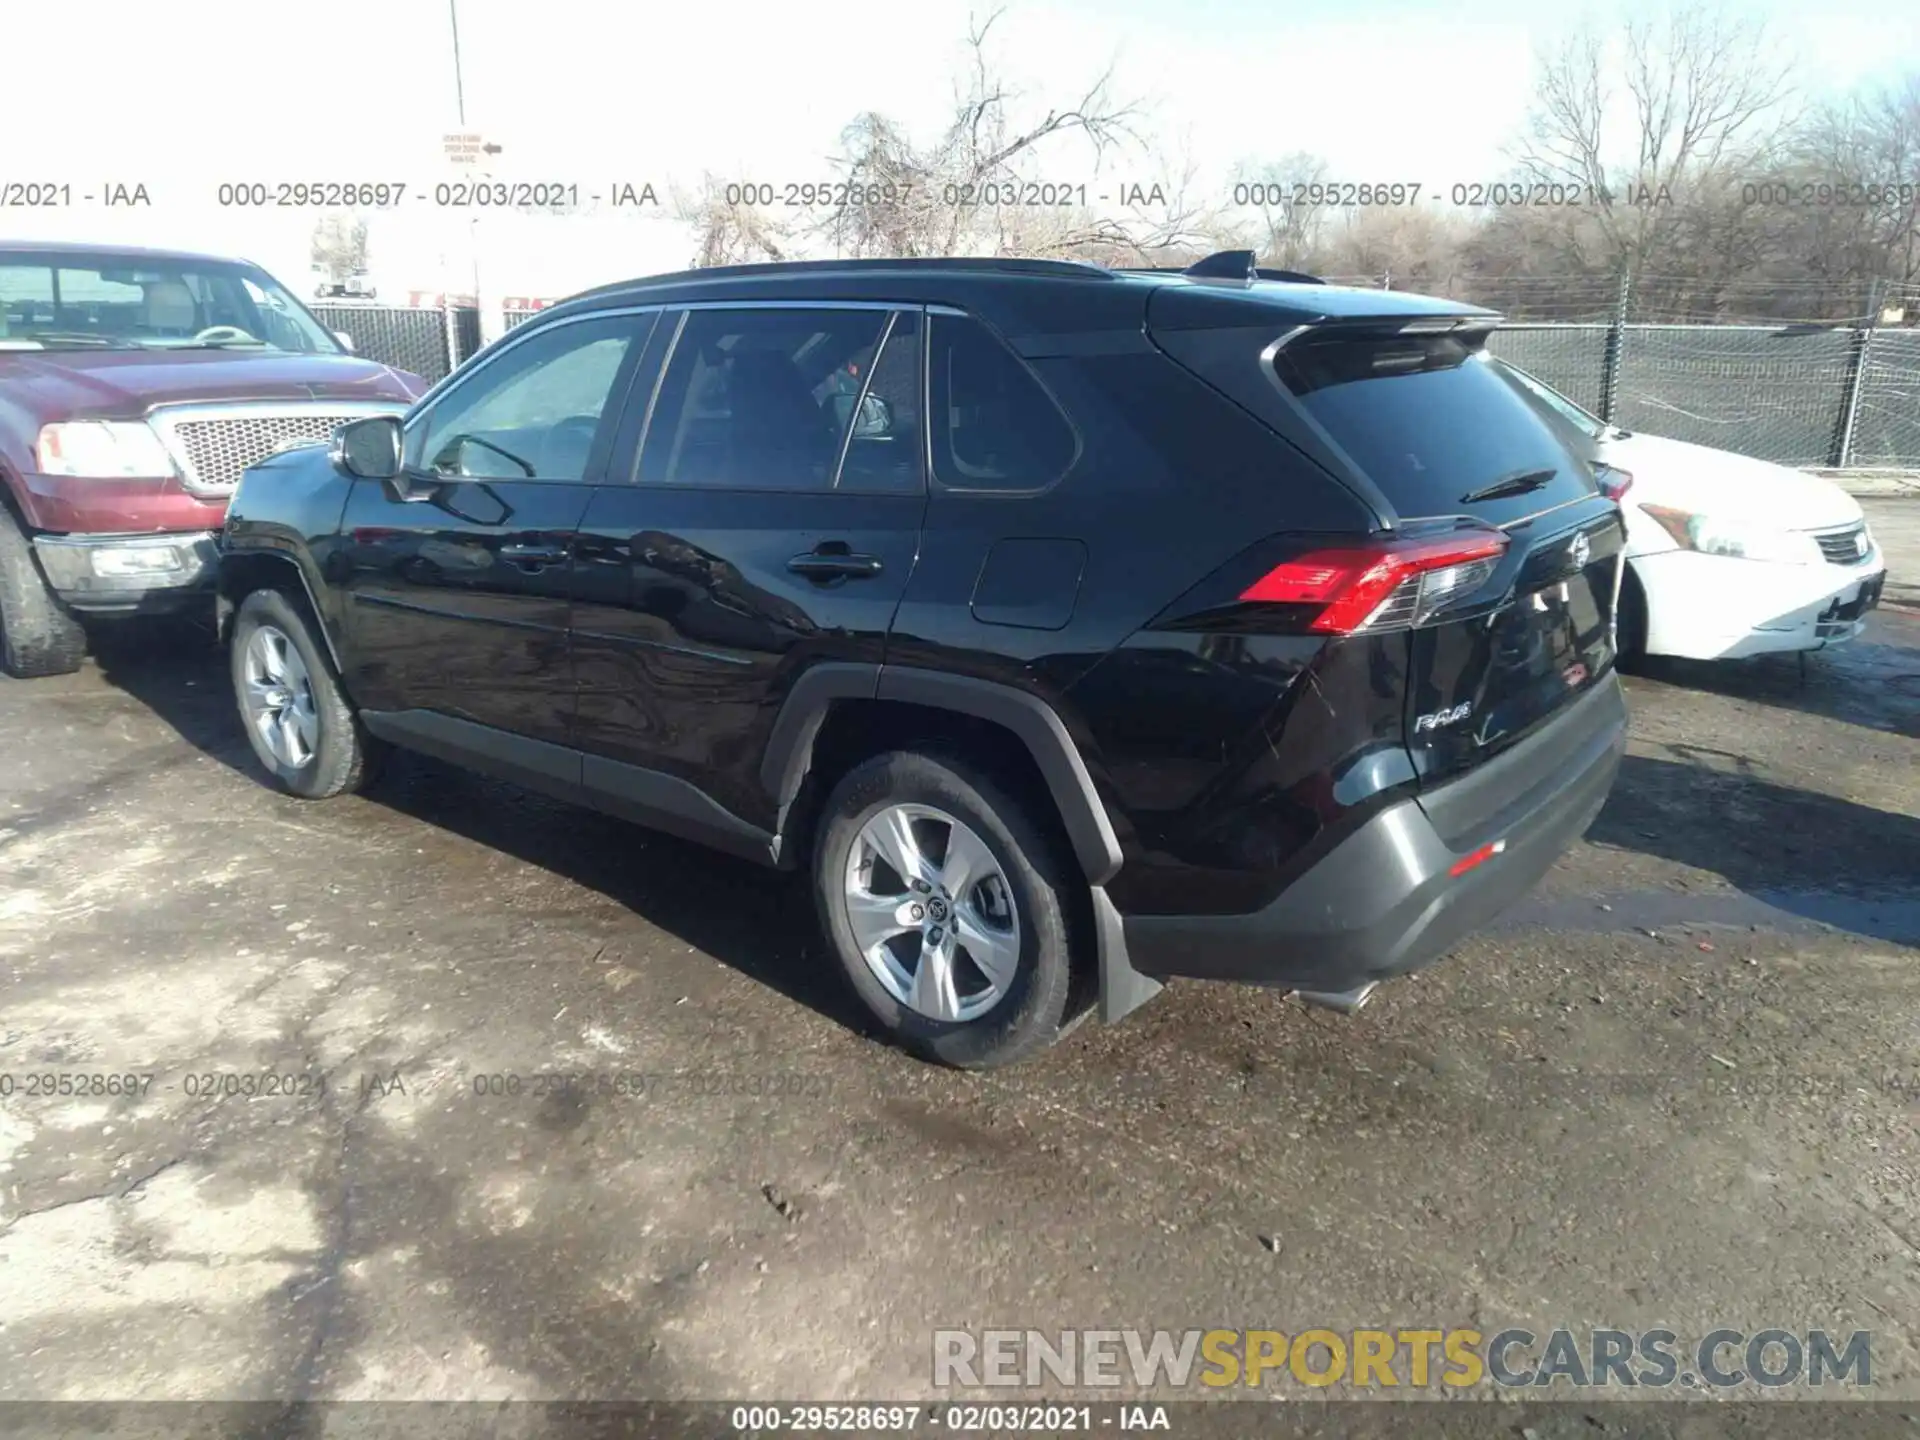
{"left": 1459, "top": 468, "right": 1557, "bottom": 504}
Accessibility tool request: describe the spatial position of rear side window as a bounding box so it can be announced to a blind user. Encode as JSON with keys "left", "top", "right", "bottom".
{"left": 1274, "top": 330, "right": 1588, "bottom": 517}
{"left": 929, "top": 313, "right": 1077, "bottom": 491}
{"left": 638, "top": 307, "right": 890, "bottom": 491}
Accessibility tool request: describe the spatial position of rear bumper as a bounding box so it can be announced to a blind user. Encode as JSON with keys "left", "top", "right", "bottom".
{"left": 32, "top": 530, "right": 220, "bottom": 614}
{"left": 1121, "top": 676, "right": 1627, "bottom": 993}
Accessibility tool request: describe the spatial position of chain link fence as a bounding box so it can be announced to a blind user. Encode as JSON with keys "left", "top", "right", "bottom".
{"left": 315, "top": 287, "right": 1920, "bottom": 469}
{"left": 312, "top": 303, "right": 481, "bottom": 385}
{"left": 1850, "top": 330, "right": 1920, "bottom": 470}
{"left": 1486, "top": 319, "right": 1916, "bottom": 468}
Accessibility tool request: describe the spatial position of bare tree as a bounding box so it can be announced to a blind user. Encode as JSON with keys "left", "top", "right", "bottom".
{"left": 675, "top": 174, "right": 795, "bottom": 268}
{"left": 810, "top": 7, "right": 1201, "bottom": 261}
{"left": 1771, "top": 75, "right": 1920, "bottom": 299}
{"left": 1224, "top": 152, "right": 1332, "bottom": 269}
{"left": 1318, "top": 206, "right": 1475, "bottom": 293}
{"left": 310, "top": 216, "right": 369, "bottom": 283}
{"left": 1514, "top": 3, "right": 1792, "bottom": 286}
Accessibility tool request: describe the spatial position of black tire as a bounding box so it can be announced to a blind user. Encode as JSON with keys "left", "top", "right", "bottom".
{"left": 1615, "top": 562, "right": 1649, "bottom": 673}
{"left": 229, "top": 588, "right": 383, "bottom": 799}
{"left": 813, "top": 749, "right": 1081, "bottom": 1070}
{"left": 0, "top": 507, "right": 86, "bottom": 678}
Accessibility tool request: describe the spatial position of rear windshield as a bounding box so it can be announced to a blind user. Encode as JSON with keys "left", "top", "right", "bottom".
{"left": 1274, "top": 331, "right": 1591, "bottom": 518}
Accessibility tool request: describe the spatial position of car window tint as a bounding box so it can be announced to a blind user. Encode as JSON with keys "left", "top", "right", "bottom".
{"left": 1490, "top": 356, "right": 1604, "bottom": 437}
{"left": 638, "top": 308, "right": 889, "bottom": 490}
{"left": 1275, "top": 329, "right": 1591, "bottom": 520}
{"left": 413, "top": 315, "right": 639, "bottom": 482}
{"left": 929, "top": 313, "right": 1076, "bottom": 491}
{"left": 835, "top": 310, "right": 923, "bottom": 492}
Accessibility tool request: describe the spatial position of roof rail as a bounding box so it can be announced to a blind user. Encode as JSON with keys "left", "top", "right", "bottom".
{"left": 570, "top": 255, "right": 1117, "bottom": 301}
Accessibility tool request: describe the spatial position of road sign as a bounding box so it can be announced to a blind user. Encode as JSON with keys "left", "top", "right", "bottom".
{"left": 444, "top": 132, "right": 487, "bottom": 165}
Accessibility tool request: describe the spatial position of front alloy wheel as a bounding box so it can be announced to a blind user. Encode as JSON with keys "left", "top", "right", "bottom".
{"left": 229, "top": 587, "right": 383, "bottom": 799}
{"left": 240, "top": 624, "right": 319, "bottom": 770}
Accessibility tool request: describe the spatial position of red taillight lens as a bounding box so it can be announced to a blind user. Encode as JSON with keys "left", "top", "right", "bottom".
{"left": 1596, "top": 465, "right": 1633, "bottom": 501}
{"left": 1239, "top": 529, "right": 1509, "bottom": 634}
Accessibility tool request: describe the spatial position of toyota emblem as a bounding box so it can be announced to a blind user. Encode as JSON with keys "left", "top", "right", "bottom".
{"left": 1569, "top": 532, "right": 1591, "bottom": 569}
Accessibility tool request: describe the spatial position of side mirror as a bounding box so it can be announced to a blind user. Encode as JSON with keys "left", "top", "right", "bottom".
{"left": 331, "top": 414, "right": 403, "bottom": 481}
{"left": 333, "top": 330, "right": 357, "bottom": 353}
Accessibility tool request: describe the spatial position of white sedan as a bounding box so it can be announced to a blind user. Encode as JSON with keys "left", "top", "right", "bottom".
{"left": 1490, "top": 357, "right": 1889, "bottom": 663}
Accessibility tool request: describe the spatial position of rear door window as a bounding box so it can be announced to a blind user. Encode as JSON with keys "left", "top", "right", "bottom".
{"left": 637, "top": 307, "right": 890, "bottom": 491}
{"left": 1274, "top": 329, "right": 1596, "bottom": 523}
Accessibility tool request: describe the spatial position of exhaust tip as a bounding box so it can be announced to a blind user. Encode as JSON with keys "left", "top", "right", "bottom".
{"left": 1293, "top": 981, "right": 1380, "bottom": 1016}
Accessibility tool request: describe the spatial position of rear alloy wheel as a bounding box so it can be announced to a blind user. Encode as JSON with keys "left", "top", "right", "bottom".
{"left": 815, "top": 750, "right": 1079, "bottom": 1069}
{"left": 230, "top": 588, "right": 382, "bottom": 799}
{"left": 0, "top": 507, "right": 86, "bottom": 678}
{"left": 845, "top": 803, "right": 1022, "bottom": 1024}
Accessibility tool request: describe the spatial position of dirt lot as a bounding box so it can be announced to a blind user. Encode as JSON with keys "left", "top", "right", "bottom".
{"left": 1, "top": 503, "right": 1915, "bottom": 1416}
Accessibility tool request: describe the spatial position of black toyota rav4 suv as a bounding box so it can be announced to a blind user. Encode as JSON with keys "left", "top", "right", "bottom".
{"left": 217, "top": 251, "right": 1628, "bottom": 1068}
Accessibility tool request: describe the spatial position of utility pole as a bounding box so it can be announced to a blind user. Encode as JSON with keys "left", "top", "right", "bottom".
{"left": 450, "top": 0, "right": 467, "bottom": 127}
{"left": 449, "top": 0, "right": 490, "bottom": 358}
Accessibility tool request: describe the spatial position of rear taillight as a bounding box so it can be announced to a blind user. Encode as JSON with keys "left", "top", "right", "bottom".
{"left": 1239, "top": 528, "right": 1509, "bottom": 635}
{"left": 1596, "top": 465, "right": 1633, "bottom": 501}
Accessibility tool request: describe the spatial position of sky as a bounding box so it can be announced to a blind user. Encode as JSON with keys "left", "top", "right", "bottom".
{"left": 5, "top": 0, "right": 1916, "bottom": 310}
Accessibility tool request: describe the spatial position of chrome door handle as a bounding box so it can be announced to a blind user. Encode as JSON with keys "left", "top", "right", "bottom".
{"left": 499, "top": 541, "right": 569, "bottom": 566}
{"left": 788, "top": 550, "right": 883, "bottom": 579}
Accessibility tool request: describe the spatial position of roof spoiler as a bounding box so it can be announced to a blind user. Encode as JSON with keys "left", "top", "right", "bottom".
{"left": 1181, "top": 250, "right": 1327, "bottom": 285}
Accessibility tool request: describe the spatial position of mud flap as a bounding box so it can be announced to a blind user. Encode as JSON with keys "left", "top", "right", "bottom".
{"left": 1093, "top": 885, "right": 1163, "bottom": 1023}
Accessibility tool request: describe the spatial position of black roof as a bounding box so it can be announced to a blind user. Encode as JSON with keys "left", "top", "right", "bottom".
{"left": 535, "top": 254, "right": 1499, "bottom": 340}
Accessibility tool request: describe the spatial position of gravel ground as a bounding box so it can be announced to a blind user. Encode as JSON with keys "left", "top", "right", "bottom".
{"left": 0, "top": 502, "right": 1914, "bottom": 1420}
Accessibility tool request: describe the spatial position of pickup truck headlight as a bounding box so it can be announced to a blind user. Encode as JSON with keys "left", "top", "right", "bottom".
{"left": 1640, "top": 504, "right": 1822, "bottom": 565}
{"left": 35, "top": 421, "right": 177, "bottom": 479}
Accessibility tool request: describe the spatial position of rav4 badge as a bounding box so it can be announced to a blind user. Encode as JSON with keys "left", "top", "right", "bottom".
{"left": 1414, "top": 702, "right": 1474, "bottom": 733}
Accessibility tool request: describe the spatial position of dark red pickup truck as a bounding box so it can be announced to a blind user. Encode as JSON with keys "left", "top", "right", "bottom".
{"left": 0, "top": 241, "right": 425, "bottom": 676}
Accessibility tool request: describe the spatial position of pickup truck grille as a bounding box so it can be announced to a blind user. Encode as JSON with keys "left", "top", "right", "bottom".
{"left": 151, "top": 404, "right": 405, "bottom": 496}
{"left": 1809, "top": 522, "right": 1872, "bottom": 566}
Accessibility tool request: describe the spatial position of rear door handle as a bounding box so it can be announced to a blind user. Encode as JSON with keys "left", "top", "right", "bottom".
{"left": 788, "top": 549, "right": 883, "bottom": 580}
{"left": 499, "top": 541, "right": 570, "bottom": 567}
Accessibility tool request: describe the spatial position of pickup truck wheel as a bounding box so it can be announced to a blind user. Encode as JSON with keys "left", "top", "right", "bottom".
{"left": 0, "top": 507, "right": 86, "bottom": 679}
{"left": 814, "top": 749, "right": 1079, "bottom": 1070}
{"left": 230, "top": 588, "right": 381, "bottom": 799}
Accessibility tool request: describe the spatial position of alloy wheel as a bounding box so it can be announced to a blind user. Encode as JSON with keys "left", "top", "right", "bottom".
{"left": 241, "top": 624, "right": 319, "bottom": 770}
{"left": 842, "top": 803, "right": 1021, "bottom": 1022}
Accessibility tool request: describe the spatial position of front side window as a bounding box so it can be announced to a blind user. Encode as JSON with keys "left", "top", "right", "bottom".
{"left": 0, "top": 253, "right": 340, "bottom": 354}
{"left": 412, "top": 314, "right": 643, "bottom": 482}
{"left": 928, "top": 313, "right": 1077, "bottom": 492}
{"left": 637, "top": 307, "right": 892, "bottom": 490}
